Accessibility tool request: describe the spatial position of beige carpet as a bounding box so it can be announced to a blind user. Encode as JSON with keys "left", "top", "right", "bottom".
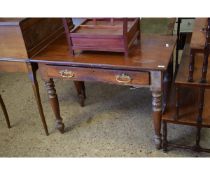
{"left": 0, "top": 72, "right": 210, "bottom": 157}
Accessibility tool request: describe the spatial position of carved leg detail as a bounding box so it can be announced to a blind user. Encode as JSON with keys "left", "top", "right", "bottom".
{"left": 152, "top": 91, "right": 162, "bottom": 150}
{"left": 0, "top": 95, "right": 11, "bottom": 128}
{"left": 45, "top": 79, "right": 65, "bottom": 133}
{"left": 27, "top": 63, "right": 49, "bottom": 135}
{"left": 188, "top": 50, "right": 195, "bottom": 82}
{"left": 163, "top": 73, "right": 168, "bottom": 114}
{"left": 163, "top": 58, "right": 173, "bottom": 114}
{"left": 200, "top": 46, "right": 209, "bottom": 83}
{"left": 74, "top": 81, "right": 86, "bottom": 107}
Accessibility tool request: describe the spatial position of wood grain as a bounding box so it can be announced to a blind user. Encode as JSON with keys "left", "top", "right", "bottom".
{"left": 31, "top": 34, "right": 177, "bottom": 72}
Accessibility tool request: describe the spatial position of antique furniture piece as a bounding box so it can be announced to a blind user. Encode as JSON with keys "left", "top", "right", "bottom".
{"left": 188, "top": 18, "right": 210, "bottom": 82}
{"left": 0, "top": 18, "right": 69, "bottom": 135}
{"left": 162, "top": 28, "right": 210, "bottom": 153}
{"left": 62, "top": 18, "right": 141, "bottom": 56}
{"left": 31, "top": 33, "right": 176, "bottom": 149}
{"left": 0, "top": 94, "right": 11, "bottom": 128}
{"left": 175, "top": 18, "right": 194, "bottom": 74}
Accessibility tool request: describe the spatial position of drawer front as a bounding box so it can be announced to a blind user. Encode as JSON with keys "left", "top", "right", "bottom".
{"left": 46, "top": 65, "right": 150, "bottom": 86}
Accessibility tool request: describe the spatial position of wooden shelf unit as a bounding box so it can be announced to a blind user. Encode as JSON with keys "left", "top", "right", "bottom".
{"left": 63, "top": 18, "right": 141, "bottom": 57}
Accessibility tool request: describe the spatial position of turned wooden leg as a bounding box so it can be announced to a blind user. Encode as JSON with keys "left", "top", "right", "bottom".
{"left": 194, "top": 127, "right": 202, "bottom": 151}
{"left": 162, "top": 121, "right": 168, "bottom": 152}
{"left": 0, "top": 95, "right": 11, "bottom": 128}
{"left": 175, "top": 18, "right": 181, "bottom": 74}
{"left": 163, "top": 73, "right": 168, "bottom": 114}
{"left": 152, "top": 91, "right": 162, "bottom": 149}
{"left": 163, "top": 58, "right": 173, "bottom": 114}
{"left": 45, "top": 78, "right": 65, "bottom": 133}
{"left": 194, "top": 87, "right": 205, "bottom": 151}
{"left": 73, "top": 81, "right": 86, "bottom": 107}
{"left": 175, "top": 86, "right": 179, "bottom": 120}
{"left": 27, "top": 63, "right": 49, "bottom": 135}
{"left": 150, "top": 71, "right": 162, "bottom": 149}
{"left": 200, "top": 46, "right": 209, "bottom": 83}
{"left": 188, "top": 50, "right": 195, "bottom": 82}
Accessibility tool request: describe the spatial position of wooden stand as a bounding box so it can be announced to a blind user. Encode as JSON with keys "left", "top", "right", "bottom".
{"left": 188, "top": 18, "right": 210, "bottom": 82}
{"left": 162, "top": 30, "right": 210, "bottom": 153}
{"left": 63, "top": 18, "right": 141, "bottom": 56}
{"left": 175, "top": 18, "right": 194, "bottom": 74}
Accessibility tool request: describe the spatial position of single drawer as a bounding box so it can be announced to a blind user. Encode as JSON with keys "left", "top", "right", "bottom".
{"left": 45, "top": 65, "right": 150, "bottom": 86}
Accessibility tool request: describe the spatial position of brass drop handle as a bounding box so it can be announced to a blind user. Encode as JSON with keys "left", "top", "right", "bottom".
{"left": 59, "top": 69, "right": 74, "bottom": 78}
{"left": 116, "top": 73, "right": 132, "bottom": 84}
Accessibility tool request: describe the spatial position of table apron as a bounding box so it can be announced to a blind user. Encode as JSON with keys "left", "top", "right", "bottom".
{"left": 42, "top": 64, "right": 150, "bottom": 87}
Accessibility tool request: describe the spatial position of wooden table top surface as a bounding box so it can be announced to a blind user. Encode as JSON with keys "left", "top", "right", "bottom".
{"left": 190, "top": 18, "right": 208, "bottom": 50}
{"left": 31, "top": 34, "right": 176, "bottom": 71}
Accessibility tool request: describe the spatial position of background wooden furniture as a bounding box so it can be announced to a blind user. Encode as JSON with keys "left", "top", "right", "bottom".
{"left": 0, "top": 18, "right": 67, "bottom": 135}
{"left": 162, "top": 30, "right": 210, "bottom": 153}
{"left": 188, "top": 18, "right": 209, "bottom": 82}
{"left": 31, "top": 33, "right": 176, "bottom": 149}
{"left": 175, "top": 18, "right": 194, "bottom": 74}
{"left": 63, "top": 18, "right": 140, "bottom": 56}
{"left": 0, "top": 94, "right": 11, "bottom": 128}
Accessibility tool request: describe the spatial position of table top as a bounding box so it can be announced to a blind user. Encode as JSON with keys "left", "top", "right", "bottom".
{"left": 31, "top": 34, "right": 176, "bottom": 71}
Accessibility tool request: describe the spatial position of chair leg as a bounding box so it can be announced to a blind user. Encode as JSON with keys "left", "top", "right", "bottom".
{"left": 162, "top": 121, "right": 168, "bottom": 152}
{"left": 0, "top": 95, "right": 11, "bottom": 128}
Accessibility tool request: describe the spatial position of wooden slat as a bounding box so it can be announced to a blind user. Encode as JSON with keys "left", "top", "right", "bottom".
{"left": 162, "top": 85, "right": 210, "bottom": 128}
{"left": 190, "top": 18, "right": 208, "bottom": 50}
{"left": 175, "top": 34, "right": 210, "bottom": 88}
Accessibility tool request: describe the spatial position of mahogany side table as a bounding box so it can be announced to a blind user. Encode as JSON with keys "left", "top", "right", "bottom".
{"left": 31, "top": 34, "right": 176, "bottom": 149}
